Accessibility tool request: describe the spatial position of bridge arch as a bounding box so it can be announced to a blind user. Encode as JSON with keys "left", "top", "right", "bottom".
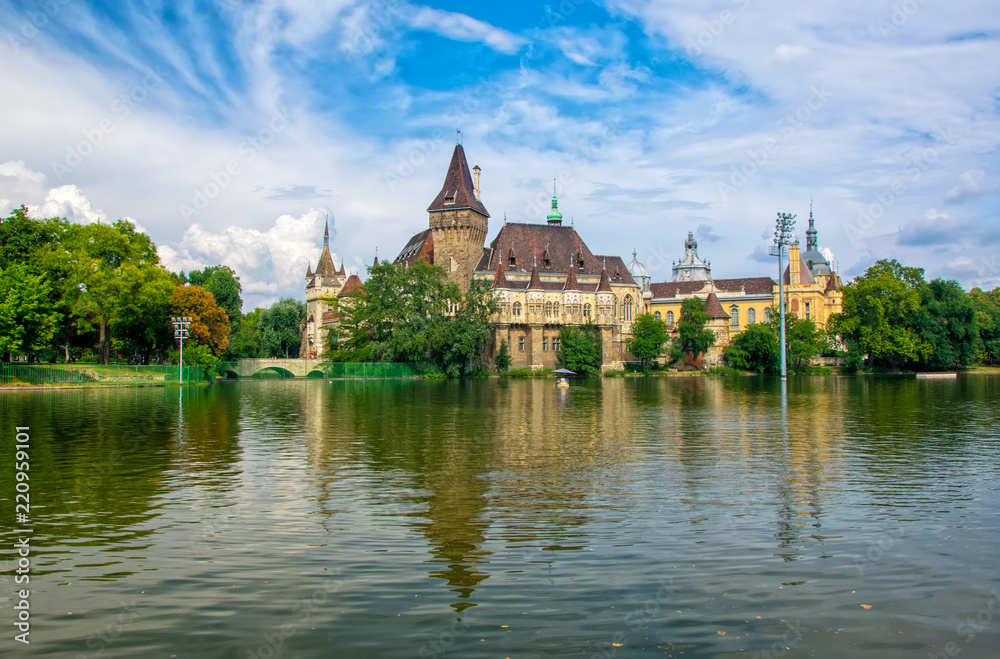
{"left": 253, "top": 367, "right": 295, "bottom": 379}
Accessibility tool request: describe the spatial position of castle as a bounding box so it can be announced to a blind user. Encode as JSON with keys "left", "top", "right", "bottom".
{"left": 393, "top": 144, "right": 641, "bottom": 370}
{"left": 302, "top": 144, "right": 842, "bottom": 369}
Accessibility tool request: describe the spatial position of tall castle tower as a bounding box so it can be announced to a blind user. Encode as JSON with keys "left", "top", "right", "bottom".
{"left": 427, "top": 144, "right": 490, "bottom": 291}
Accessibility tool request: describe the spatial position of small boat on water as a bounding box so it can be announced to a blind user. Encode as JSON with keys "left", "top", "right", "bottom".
{"left": 552, "top": 368, "right": 575, "bottom": 388}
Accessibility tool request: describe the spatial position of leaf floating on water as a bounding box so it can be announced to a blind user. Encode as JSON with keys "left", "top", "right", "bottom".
{"left": 717, "top": 631, "right": 726, "bottom": 635}
{"left": 861, "top": 604, "right": 872, "bottom": 609}
{"left": 613, "top": 643, "right": 623, "bottom": 648}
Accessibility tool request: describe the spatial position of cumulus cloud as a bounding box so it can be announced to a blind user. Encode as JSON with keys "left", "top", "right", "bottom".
{"left": 0, "top": 160, "right": 108, "bottom": 224}
{"left": 37, "top": 185, "right": 107, "bottom": 224}
{"left": 158, "top": 208, "right": 338, "bottom": 311}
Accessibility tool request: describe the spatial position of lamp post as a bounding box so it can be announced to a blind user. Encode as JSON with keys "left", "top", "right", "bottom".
{"left": 171, "top": 316, "right": 192, "bottom": 384}
{"left": 768, "top": 212, "right": 796, "bottom": 380}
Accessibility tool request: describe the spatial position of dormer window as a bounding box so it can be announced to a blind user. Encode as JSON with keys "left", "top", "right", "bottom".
{"left": 542, "top": 249, "right": 551, "bottom": 268}
{"left": 576, "top": 251, "right": 585, "bottom": 269}
{"left": 443, "top": 190, "right": 456, "bottom": 205}
{"left": 507, "top": 248, "right": 516, "bottom": 267}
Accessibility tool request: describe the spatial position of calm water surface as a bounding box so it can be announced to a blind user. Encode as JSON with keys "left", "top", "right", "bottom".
{"left": 1, "top": 376, "right": 999, "bottom": 658}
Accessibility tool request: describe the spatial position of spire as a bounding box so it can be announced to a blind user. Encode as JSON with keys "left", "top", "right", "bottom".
{"left": 562, "top": 263, "right": 579, "bottom": 291}
{"left": 528, "top": 263, "right": 543, "bottom": 290}
{"left": 597, "top": 266, "right": 612, "bottom": 292}
{"left": 427, "top": 144, "right": 490, "bottom": 216}
{"left": 492, "top": 263, "right": 509, "bottom": 289}
{"left": 806, "top": 199, "right": 818, "bottom": 251}
{"left": 306, "top": 264, "right": 313, "bottom": 278}
{"left": 546, "top": 179, "right": 563, "bottom": 225}
{"left": 323, "top": 219, "right": 330, "bottom": 247}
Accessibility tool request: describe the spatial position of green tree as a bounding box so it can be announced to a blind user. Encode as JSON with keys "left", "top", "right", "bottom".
{"left": 914, "top": 279, "right": 979, "bottom": 370}
{"left": 768, "top": 312, "right": 826, "bottom": 369}
{"left": 626, "top": 313, "right": 669, "bottom": 369}
{"left": 259, "top": 297, "right": 306, "bottom": 358}
{"left": 970, "top": 287, "right": 1000, "bottom": 365}
{"left": 558, "top": 321, "right": 603, "bottom": 376}
{"left": 0, "top": 263, "right": 62, "bottom": 360}
{"left": 110, "top": 263, "right": 177, "bottom": 360}
{"left": 330, "top": 260, "right": 448, "bottom": 363}
{"left": 227, "top": 307, "right": 263, "bottom": 358}
{"left": 429, "top": 277, "right": 500, "bottom": 377}
{"left": 495, "top": 339, "right": 512, "bottom": 372}
{"left": 189, "top": 266, "right": 243, "bottom": 330}
{"left": 668, "top": 297, "right": 716, "bottom": 366}
{"left": 723, "top": 322, "right": 779, "bottom": 373}
{"left": 828, "top": 259, "right": 930, "bottom": 370}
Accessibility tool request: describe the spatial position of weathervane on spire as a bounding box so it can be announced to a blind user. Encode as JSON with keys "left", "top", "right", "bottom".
{"left": 456, "top": 130, "right": 463, "bottom": 145}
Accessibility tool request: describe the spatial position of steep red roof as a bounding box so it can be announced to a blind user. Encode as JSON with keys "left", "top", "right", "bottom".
{"left": 596, "top": 268, "right": 612, "bottom": 292}
{"left": 562, "top": 265, "right": 579, "bottom": 291}
{"left": 492, "top": 263, "right": 509, "bottom": 289}
{"left": 339, "top": 274, "right": 364, "bottom": 297}
{"left": 475, "top": 222, "right": 600, "bottom": 276}
{"left": 427, "top": 144, "right": 490, "bottom": 217}
{"left": 315, "top": 244, "right": 337, "bottom": 277}
{"left": 704, "top": 292, "right": 730, "bottom": 319}
{"left": 650, "top": 277, "right": 775, "bottom": 299}
{"left": 393, "top": 229, "right": 435, "bottom": 267}
{"left": 527, "top": 264, "right": 543, "bottom": 290}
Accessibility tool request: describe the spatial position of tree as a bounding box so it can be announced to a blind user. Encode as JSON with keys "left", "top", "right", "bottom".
{"left": 828, "top": 259, "right": 930, "bottom": 370}
{"left": 109, "top": 263, "right": 177, "bottom": 360}
{"left": 227, "top": 307, "right": 263, "bottom": 359}
{"left": 0, "top": 263, "right": 62, "bottom": 360}
{"left": 330, "top": 260, "right": 448, "bottom": 364}
{"left": 189, "top": 266, "right": 243, "bottom": 331}
{"left": 626, "top": 313, "right": 669, "bottom": 369}
{"left": 668, "top": 297, "right": 716, "bottom": 366}
{"left": 170, "top": 286, "right": 231, "bottom": 356}
{"left": 915, "top": 279, "right": 979, "bottom": 370}
{"left": 429, "top": 277, "right": 500, "bottom": 377}
{"left": 768, "top": 312, "right": 826, "bottom": 369}
{"left": 970, "top": 287, "right": 1000, "bottom": 365}
{"left": 558, "top": 321, "right": 603, "bottom": 376}
{"left": 723, "top": 322, "right": 779, "bottom": 373}
{"left": 495, "top": 339, "right": 512, "bottom": 372}
{"left": 259, "top": 298, "right": 305, "bottom": 358}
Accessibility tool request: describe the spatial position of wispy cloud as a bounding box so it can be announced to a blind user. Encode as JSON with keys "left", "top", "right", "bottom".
{"left": 407, "top": 7, "right": 526, "bottom": 54}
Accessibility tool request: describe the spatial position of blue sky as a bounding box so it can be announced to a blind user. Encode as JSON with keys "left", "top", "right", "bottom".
{"left": 2, "top": 0, "right": 999, "bottom": 309}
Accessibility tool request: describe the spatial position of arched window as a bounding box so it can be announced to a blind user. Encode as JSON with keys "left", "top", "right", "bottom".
{"left": 512, "top": 302, "right": 521, "bottom": 317}
{"left": 545, "top": 301, "right": 553, "bottom": 316}
{"left": 624, "top": 296, "right": 634, "bottom": 321}
{"left": 584, "top": 304, "right": 591, "bottom": 318}
{"left": 730, "top": 305, "right": 739, "bottom": 327}
{"left": 654, "top": 311, "right": 661, "bottom": 321}
{"left": 666, "top": 310, "right": 674, "bottom": 327}
{"left": 553, "top": 302, "right": 559, "bottom": 316}
{"left": 747, "top": 307, "right": 756, "bottom": 325}
{"left": 764, "top": 307, "right": 773, "bottom": 322}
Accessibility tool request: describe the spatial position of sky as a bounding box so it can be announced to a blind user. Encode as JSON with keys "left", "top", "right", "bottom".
{"left": 1, "top": 0, "right": 999, "bottom": 311}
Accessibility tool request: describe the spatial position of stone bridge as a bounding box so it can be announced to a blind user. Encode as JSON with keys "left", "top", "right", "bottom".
{"left": 216, "top": 359, "right": 327, "bottom": 379}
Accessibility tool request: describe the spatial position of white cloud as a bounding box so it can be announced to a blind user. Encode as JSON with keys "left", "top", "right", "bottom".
{"left": 158, "top": 208, "right": 337, "bottom": 311}
{"left": 38, "top": 185, "right": 107, "bottom": 225}
{"left": 407, "top": 7, "right": 526, "bottom": 54}
{"left": 945, "top": 169, "right": 1000, "bottom": 202}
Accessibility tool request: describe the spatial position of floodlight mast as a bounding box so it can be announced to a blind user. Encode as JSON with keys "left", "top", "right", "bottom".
{"left": 768, "top": 213, "right": 796, "bottom": 380}
{"left": 171, "top": 316, "right": 192, "bottom": 384}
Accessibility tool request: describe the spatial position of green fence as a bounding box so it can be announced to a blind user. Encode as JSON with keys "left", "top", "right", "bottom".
{"left": 318, "top": 362, "right": 420, "bottom": 379}
{"left": 0, "top": 363, "right": 203, "bottom": 385}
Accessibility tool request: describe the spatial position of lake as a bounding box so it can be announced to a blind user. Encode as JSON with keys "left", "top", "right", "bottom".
{"left": 1, "top": 375, "right": 999, "bottom": 658}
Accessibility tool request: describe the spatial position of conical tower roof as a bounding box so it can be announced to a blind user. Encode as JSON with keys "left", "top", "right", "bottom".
{"left": 546, "top": 180, "right": 563, "bottom": 225}
{"left": 562, "top": 264, "right": 579, "bottom": 291}
{"left": 704, "top": 292, "right": 730, "bottom": 319}
{"left": 427, "top": 144, "right": 490, "bottom": 216}
{"left": 492, "top": 263, "right": 509, "bottom": 289}
{"left": 527, "top": 264, "right": 543, "bottom": 290}
{"left": 597, "top": 266, "right": 612, "bottom": 292}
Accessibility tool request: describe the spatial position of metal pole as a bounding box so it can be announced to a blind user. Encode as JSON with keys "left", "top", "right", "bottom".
{"left": 778, "top": 246, "right": 787, "bottom": 380}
